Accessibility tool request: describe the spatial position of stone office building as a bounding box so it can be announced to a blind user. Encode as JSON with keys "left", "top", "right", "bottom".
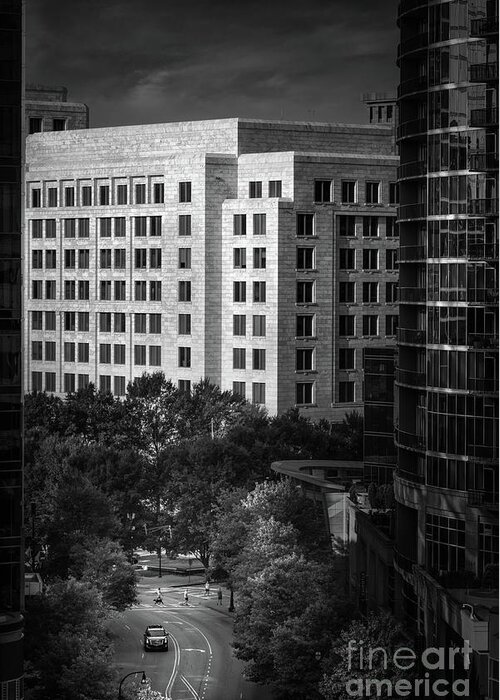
{"left": 26, "top": 84, "right": 89, "bottom": 134}
{"left": 25, "top": 117, "right": 398, "bottom": 420}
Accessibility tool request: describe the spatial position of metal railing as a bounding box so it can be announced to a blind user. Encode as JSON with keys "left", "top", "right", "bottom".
{"left": 468, "top": 199, "right": 498, "bottom": 216}
{"left": 397, "top": 328, "right": 426, "bottom": 344}
{"left": 396, "top": 368, "right": 426, "bottom": 387}
{"left": 470, "top": 63, "right": 498, "bottom": 82}
{"left": 398, "top": 287, "right": 426, "bottom": 303}
{"left": 397, "top": 160, "right": 426, "bottom": 178}
{"left": 469, "top": 108, "right": 498, "bottom": 127}
{"left": 470, "top": 16, "right": 499, "bottom": 36}
{"left": 397, "top": 202, "right": 427, "bottom": 220}
{"left": 398, "top": 245, "right": 426, "bottom": 262}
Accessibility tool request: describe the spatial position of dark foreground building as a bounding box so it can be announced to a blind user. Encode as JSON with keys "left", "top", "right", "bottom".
{"left": 395, "top": 0, "right": 498, "bottom": 697}
{"left": 0, "top": 0, "right": 24, "bottom": 697}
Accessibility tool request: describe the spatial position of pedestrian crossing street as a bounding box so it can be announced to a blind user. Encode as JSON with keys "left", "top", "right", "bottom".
{"left": 131, "top": 587, "right": 225, "bottom": 611}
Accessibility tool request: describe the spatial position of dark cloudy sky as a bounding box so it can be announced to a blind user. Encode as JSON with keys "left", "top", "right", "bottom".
{"left": 26, "top": 0, "right": 399, "bottom": 128}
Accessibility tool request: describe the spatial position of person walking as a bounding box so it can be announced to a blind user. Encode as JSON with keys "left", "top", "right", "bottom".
{"left": 204, "top": 580, "right": 210, "bottom": 597}
{"left": 217, "top": 586, "right": 223, "bottom": 606}
{"left": 154, "top": 587, "right": 164, "bottom": 606}
{"left": 183, "top": 589, "right": 189, "bottom": 606}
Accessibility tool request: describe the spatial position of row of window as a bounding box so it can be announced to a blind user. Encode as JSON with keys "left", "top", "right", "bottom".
{"left": 32, "top": 371, "right": 190, "bottom": 396}
{"left": 32, "top": 342, "right": 193, "bottom": 368}
{"left": 31, "top": 311, "right": 194, "bottom": 335}
{"left": 340, "top": 281, "right": 399, "bottom": 303}
{"left": 32, "top": 247, "right": 193, "bottom": 271}
{"left": 234, "top": 280, "right": 398, "bottom": 305}
{"left": 247, "top": 179, "right": 398, "bottom": 205}
{"left": 30, "top": 181, "right": 191, "bottom": 208}
{"left": 32, "top": 279, "right": 193, "bottom": 302}
{"left": 339, "top": 248, "right": 398, "bottom": 270}
{"left": 32, "top": 216, "right": 165, "bottom": 238}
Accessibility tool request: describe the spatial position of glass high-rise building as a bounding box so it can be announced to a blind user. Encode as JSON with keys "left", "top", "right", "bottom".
{"left": 395, "top": 0, "right": 498, "bottom": 695}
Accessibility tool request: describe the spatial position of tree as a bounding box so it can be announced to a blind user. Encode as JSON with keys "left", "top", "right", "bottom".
{"left": 319, "top": 612, "right": 413, "bottom": 700}
{"left": 81, "top": 538, "right": 137, "bottom": 610}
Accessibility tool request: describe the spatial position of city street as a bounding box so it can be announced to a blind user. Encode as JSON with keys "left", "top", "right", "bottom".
{"left": 110, "top": 579, "right": 274, "bottom": 700}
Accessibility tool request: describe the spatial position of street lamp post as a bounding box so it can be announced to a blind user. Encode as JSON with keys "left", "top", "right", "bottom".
{"left": 228, "top": 582, "right": 234, "bottom": 612}
{"left": 118, "top": 670, "right": 148, "bottom": 699}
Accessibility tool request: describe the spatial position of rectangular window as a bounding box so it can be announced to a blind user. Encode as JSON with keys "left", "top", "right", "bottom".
{"left": 363, "top": 217, "right": 379, "bottom": 237}
{"left": 178, "top": 346, "right": 191, "bottom": 367}
{"left": 82, "top": 186, "right": 92, "bottom": 206}
{"left": 339, "top": 281, "right": 355, "bottom": 303}
{"left": 99, "top": 218, "right": 112, "bottom": 237}
{"left": 64, "top": 312, "right": 76, "bottom": 331}
{"left": 252, "top": 382, "right": 266, "bottom": 404}
{"left": 45, "top": 280, "right": 56, "bottom": 299}
{"left": 65, "top": 187, "right": 75, "bottom": 207}
{"left": 99, "top": 312, "right": 112, "bottom": 333}
{"left": 32, "top": 250, "right": 43, "bottom": 269}
{"left": 386, "top": 282, "right": 398, "bottom": 303}
{"left": 153, "top": 183, "right": 164, "bottom": 203}
{"left": 389, "top": 182, "right": 399, "bottom": 205}
{"left": 32, "top": 341, "right": 43, "bottom": 361}
{"left": 363, "top": 249, "right": 378, "bottom": 270}
{"left": 114, "top": 281, "right": 126, "bottom": 301}
{"left": 78, "top": 281, "right": 89, "bottom": 300}
{"left": 31, "top": 220, "right": 43, "bottom": 238}
{"left": 150, "top": 249, "right": 162, "bottom": 269}
{"left": 386, "top": 314, "right": 398, "bottom": 336}
{"left": 252, "top": 348, "right": 266, "bottom": 370}
{"left": 233, "top": 248, "right": 246, "bottom": 269}
{"left": 339, "top": 249, "right": 355, "bottom": 269}
{"left": 339, "top": 348, "right": 355, "bottom": 370}
{"left": 45, "top": 342, "right": 56, "bottom": 361}
{"left": 253, "top": 281, "right": 266, "bottom": 303}
{"left": 150, "top": 216, "right": 162, "bottom": 236}
{"left": 386, "top": 217, "right": 397, "bottom": 237}
{"left": 99, "top": 375, "right": 111, "bottom": 393}
{"left": 115, "top": 217, "right": 126, "bottom": 237}
{"left": 114, "top": 376, "right": 126, "bottom": 396}
{"left": 179, "top": 248, "right": 191, "bottom": 269}
{"left": 134, "top": 345, "right": 146, "bottom": 365}
{"left": 252, "top": 315, "right": 266, "bottom": 337}
{"left": 99, "top": 344, "right": 111, "bottom": 364}
{"left": 249, "top": 181, "right": 262, "bottom": 198}
{"left": 64, "top": 280, "right": 76, "bottom": 300}
{"left": 78, "top": 218, "right": 89, "bottom": 238}
{"left": 114, "top": 249, "right": 126, "bottom": 269}
{"left": 78, "top": 374, "right": 89, "bottom": 390}
{"left": 338, "top": 215, "right": 355, "bottom": 237}
{"left": 135, "top": 314, "right": 147, "bottom": 333}
{"left": 45, "top": 219, "right": 56, "bottom": 238}
{"left": 314, "top": 179, "right": 332, "bottom": 203}
{"left": 179, "top": 181, "right": 192, "bottom": 203}
{"left": 99, "top": 185, "right": 110, "bottom": 205}
{"left": 114, "top": 344, "right": 126, "bottom": 365}
{"left": 48, "top": 187, "right": 58, "bottom": 207}
{"left": 179, "top": 214, "right": 191, "bottom": 236}
{"left": 253, "top": 248, "right": 266, "bottom": 269}
{"left": 45, "top": 372, "right": 56, "bottom": 392}
{"left": 134, "top": 217, "right": 147, "bottom": 237}
{"left": 64, "top": 249, "right": 76, "bottom": 269}
{"left": 77, "top": 312, "right": 89, "bottom": 332}
{"left": 78, "top": 249, "right": 89, "bottom": 269}
{"left": 63, "top": 342, "right": 75, "bottom": 362}
{"left": 179, "top": 281, "right": 191, "bottom": 302}
{"left": 64, "top": 219, "right": 76, "bottom": 238}
{"left": 233, "top": 214, "right": 247, "bottom": 236}
{"left": 149, "top": 346, "right": 162, "bottom": 366}
{"left": 63, "top": 373, "right": 75, "bottom": 393}
{"left": 31, "top": 188, "right": 41, "bottom": 208}
{"left": 134, "top": 249, "right": 147, "bottom": 269}
{"left": 46, "top": 311, "right": 57, "bottom": 331}
{"left": 296, "top": 348, "right": 314, "bottom": 371}
{"left": 363, "top": 282, "right": 379, "bottom": 303}
{"left": 233, "top": 381, "right": 245, "bottom": 398}
{"left": 339, "top": 315, "right": 355, "bottom": 336}
{"left": 178, "top": 314, "right": 191, "bottom": 335}
{"left": 135, "top": 281, "right": 147, "bottom": 301}
{"left": 150, "top": 281, "right": 161, "bottom": 301}
{"left": 366, "top": 181, "right": 380, "bottom": 204}
{"left": 233, "top": 281, "right": 246, "bottom": 303}
{"left": 253, "top": 213, "right": 266, "bottom": 235}
{"left": 268, "top": 180, "right": 282, "bottom": 197}
{"left": 386, "top": 249, "right": 398, "bottom": 270}
{"left": 100, "top": 281, "right": 111, "bottom": 301}
{"left": 100, "top": 249, "right": 112, "bottom": 269}
{"left": 296, "top": 281, "right": 315, "bottom": 303}
{"left": 297, "top": 213, "right": 314, "bottom": 237}
{"left": 114, "top": 313, "right": 126, "bottom": 333}
{"left": 341, "top": 181, "right": 356, "bottom": 203}
{"left": 149, "top": 313, "right": 162, "bottom": 334}
{"left": 296, "top": 382, "right": 314, "bottom": 405}
{"left": 233, "top": 348, "right": 246, "bottom": 370}
{"left": 233, "top": 314, "right": 246, "bottom": 336}
{"left": 53, "top": 118, "right": 66, "bottom": 131}
{"left": 362, "top": 315, "right": 378, "bottom": 336}
{"left": 296, "top": 247, "right": 314, "bottom": 270}
{"left": 32, "top": 311, "right": 43, "bottom": 330}
{"left": 178, "top": 379, "right": 191, "bottom": 393}
{"left": 78, "top": 343, "right": 89, "bottom": 363}
{"left": 339, "top": 381, "right": 355, "bottom": 402}
{"left": 117, "top": 184, "right": 128, "bottom": 204}
{"left": 296, "top": 314, "right": 314, "bottom": 337}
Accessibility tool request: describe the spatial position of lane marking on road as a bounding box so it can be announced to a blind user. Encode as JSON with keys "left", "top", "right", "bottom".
{"left": 165, "top": 632, "right": 180, "bottom": 700}
{"left": 182, "top": 648, "right": 206, "bottom": 653}
{"left": 124, "top": 624, "right": 131, "bottom": 631}
{"left": 181, "top": 675, "right": 200, "bottom": 700}
{"left": 168, "top": 611, "right": 213, "bottom": 700}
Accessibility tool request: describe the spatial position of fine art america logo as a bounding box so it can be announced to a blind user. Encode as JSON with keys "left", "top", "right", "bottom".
{"left": 345, "top": 639, "right": 471, "bottom": 697}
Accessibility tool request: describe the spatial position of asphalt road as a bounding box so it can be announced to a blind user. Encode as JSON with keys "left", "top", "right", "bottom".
{"left": 110, "top": 581, "right": 275, "bottom": 700}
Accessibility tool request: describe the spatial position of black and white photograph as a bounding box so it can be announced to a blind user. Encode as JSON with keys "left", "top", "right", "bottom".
{"left": 0, "top": 0, "right": 498, "bottom": 698}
